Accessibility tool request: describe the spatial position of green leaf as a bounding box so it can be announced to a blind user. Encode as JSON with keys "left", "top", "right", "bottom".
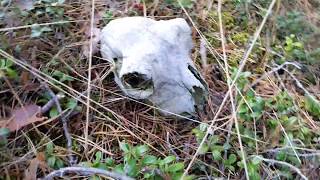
{"left": 125, "top": 159, "right": 138, "bottom": 177}
{"left": 176, "top": 0, "right": 194, "bottom": 8}
{"left": 5, "top": 68, "right": 18, "bottom": 79}
{"left": 199, "top": 144, "right": 209, "bottom": 154}
{"left": 161, "top": 155, "right": 176, "bottom": 165}
{"left": 30, "top": 24, "right": 52, "bottom": 37}
{"left": 208, "top": 135, "right": 219, "bottom": 145}
{"left": 120, "top": 142, "right": 130, "bottom": 153}
{"left": 78, "top": 161, "right": 92, "bottom": 167}
{"left": 0, "top": 128, "right": 10, "bottom": 146}
{"left": 135, "top": 145, "right": 149, "bottom": 157}
{"left": 105, "top": 158, "right": 115, "bottom": 166}
{"left": 95, "top": 162, "right": 107, "bottom": 170}
{"left": 228, "top": 154, "right": 237, "bottom": 164}
{"left": 229, "top": 165, "right": 235, "bottom": 171}
{"left": 55, "top": 158, "right": 64, "bottom": 169}
{"left": 168, "top": 162, "right": 184, "bottom": 173}
{"left": 114, "top": 164, "right": 124, "bottom": 174}
{"left": 49, "top": 107, "right": 59, "bottom": 118}
{"left": 199, "top": 123, "right": 207, "bottom": 131}
{"left": 238, "top": 105, "right": 249, "bottom": 113}
{"left": 66, "top": 98, "right": 77, "bottom": 109}
{"left": 46, "top": 142, "right": 54, "bottom": 155}
{"left": 248, "top": 162, "right": 260, "bottom": 180}
{"left": 94, "top": 151, "right": 102, "bottom": 163}
{"left": 143, "top": 173, "right": 152, "bottom": 179}
{"left": 211, "top": 150, "right": 222, "bottom": 160}
{"left": 47, "top": 156, "right": 56, "bottom": 168}
{"left": 90, "top": 175, "right": 99, "bottom": 180}
{"left": 142, "top": 155, "right": 157, "bottom": 165}
{"left": 276, "top": 151, "right": 287, "bottom": 161}
{"left": 0, "top": 59, "right": 6, "bottom": 68}
{"left": 304, "top": 95, "right": 320, "bottom": 117}
{"left": 223, "top": 143, "right": 231, "bottom": 150}
{"left": 60, "top": 73, "right": 74, "bottom": 82}
{"left": 0, "top": 128, "right": 10, "bottom": 137}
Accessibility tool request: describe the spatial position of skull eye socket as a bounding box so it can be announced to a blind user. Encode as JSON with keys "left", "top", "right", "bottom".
{"left": 122, "top": 72, "right": 153, "bottom": 90}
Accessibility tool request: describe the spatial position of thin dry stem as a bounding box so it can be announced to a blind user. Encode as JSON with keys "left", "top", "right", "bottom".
{"left": 84, "top": 0, "right": 96, "bottom": 151}
{"left": 42, "top": 166, "right": 134, "bottom": 180}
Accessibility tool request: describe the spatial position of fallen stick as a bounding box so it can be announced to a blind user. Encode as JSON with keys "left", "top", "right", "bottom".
{"left": 42, "top": 167, "right": 134, "bottom": 180}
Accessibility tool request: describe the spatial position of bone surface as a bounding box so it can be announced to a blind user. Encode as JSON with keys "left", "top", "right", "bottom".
{"left": 100, "top": 17, "right": 208, "bottom": 116}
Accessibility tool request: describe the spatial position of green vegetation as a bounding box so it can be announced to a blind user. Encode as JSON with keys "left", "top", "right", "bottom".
{"left": 81, "top": 142, "right": 192, "bottom": 179}
{"left": 0, "top": 0, "right": 319, "bottom": 179}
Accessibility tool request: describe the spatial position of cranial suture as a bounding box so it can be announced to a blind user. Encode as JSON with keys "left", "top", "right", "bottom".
{"left": 100, "top": 17, "right": 208, "bottom": 116}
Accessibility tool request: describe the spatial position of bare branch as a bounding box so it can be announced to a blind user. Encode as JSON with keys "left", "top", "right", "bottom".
{"left": 43, "top": 84, "right": 76, "bottom": 165}
{"left": 42, "top": 167, "right": 134, "bottom": 180}
{"left": 255, "top": 156, "right": 308, "bottom": 180}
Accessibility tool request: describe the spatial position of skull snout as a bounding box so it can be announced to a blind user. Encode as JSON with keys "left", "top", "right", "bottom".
{"left": 121, "top": 72, "right": 153, "bottom": 90}
{"left": 120, "top": 72, "right": 154, "bottom": 99}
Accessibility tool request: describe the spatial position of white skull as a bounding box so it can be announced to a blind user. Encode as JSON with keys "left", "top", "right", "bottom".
{"left": 100, "top": 17, "right": 208, "bottom": 116}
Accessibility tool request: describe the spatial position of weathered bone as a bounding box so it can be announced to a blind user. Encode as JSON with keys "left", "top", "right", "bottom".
{"left": 100, "top": 17, "right": 208, "bottom": 116}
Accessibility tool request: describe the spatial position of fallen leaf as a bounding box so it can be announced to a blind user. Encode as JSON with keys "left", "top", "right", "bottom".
{"left": 23, "top": 152, "right": 48, "bottom": 180}
{"left": 20, "top": 71, "right": 30, "bottom": 85}
{"left": 24, "top": 158, "right": 39, "bottom": 180}
{"left": 0, "top": 104, "right": 47, "bottom": 132}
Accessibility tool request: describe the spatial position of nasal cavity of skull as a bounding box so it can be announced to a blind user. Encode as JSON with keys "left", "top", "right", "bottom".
{"left": 112, "top": 57, "right": 118, "bottom": 62}
{"left": 192, "top": 86, "right": 206, "bottom": 105}
{"left": 122, "top": 72, "right": 153, "bottom": 90}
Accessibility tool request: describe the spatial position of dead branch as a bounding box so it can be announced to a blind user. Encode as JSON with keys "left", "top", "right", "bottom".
{"left": 43, "top": 84, "right": 75, "bottom": 165}
{"left": 41, "top": 167, "right": 134, "bottom": 180}
{"left": 255, "top": 156, "right": 308, "bottom": 180}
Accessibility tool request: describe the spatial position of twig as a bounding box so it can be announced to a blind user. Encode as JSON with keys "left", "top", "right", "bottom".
{"left": 254, "top": 156, "right": 308, "bottom": 180}
{"left": 217, "top": 0, "right": 249, "bottom": 178}
{"left": 43, "top": 84, "right": 76, "bottom": 165}
{"left": 84, "top": 0, "right": 95, "bottom": 151}
{"left": 166, "top": 132, "right": 180, "bottom": 161}
{"left": 19, "top": 56, "right": 76, "bottom": 165}
{"left": 221, "top": 120, "right": 233, "bottom": 171}
{"left": 0, "top": 20, "right": 87, "bottom": 32}
{"left": 42, "top": 167, "right": 134, "bottom": 180}
{"left": 249, "top": 62, "right": 301, "bottom": 88}
{"left": 265, "top": 148, "right": 320, "bottom": 157}
{"left": 283, "top": 67, "right": 320, "bottom": 103}
{"left": 200, "top": 38, "right": 208, "bottom": 68}
{"left": 40, "top": 94, "right": 65, "bottom": 114}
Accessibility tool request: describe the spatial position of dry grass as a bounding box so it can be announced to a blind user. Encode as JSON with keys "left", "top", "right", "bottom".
{"left": 0, "top": 0, "right": 320, "bottom": 179}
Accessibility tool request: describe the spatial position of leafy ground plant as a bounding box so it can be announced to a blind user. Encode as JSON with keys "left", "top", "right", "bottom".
{"left": 81, "top": 142, "right": 192, "bottom": 180}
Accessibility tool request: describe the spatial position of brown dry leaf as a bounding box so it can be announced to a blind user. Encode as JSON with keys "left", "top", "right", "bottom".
{"left": 270, "top": 124, "right": 281, "bottom": 147}
{"left": 23, "top": 152, "right": 48, "bottom": 180}
{"left": 20, "top": 71, "right": 30, "bottom": 85}
{"left": 0, "top": 104, "right": 47, "bottom": 132}
{"left": 24, "top": 158, "right": 39, "bottom": 180}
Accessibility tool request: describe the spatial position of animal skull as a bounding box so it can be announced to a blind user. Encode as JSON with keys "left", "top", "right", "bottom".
{"left": 100, "top": 17, "right": 208, "bottom": 116}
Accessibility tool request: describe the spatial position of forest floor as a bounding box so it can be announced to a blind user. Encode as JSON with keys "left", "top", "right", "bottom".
{"left": 0, "top": 0, "right": 320, "bottom": 179}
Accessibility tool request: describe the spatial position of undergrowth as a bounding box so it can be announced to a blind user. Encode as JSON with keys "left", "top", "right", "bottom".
{"left": 0, "top": 0, "right": 320, "bottom": 179}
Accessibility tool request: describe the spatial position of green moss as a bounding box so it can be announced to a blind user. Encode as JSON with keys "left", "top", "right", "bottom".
{"left": 232, "top": 32, "right": 250, "bottom": 45}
